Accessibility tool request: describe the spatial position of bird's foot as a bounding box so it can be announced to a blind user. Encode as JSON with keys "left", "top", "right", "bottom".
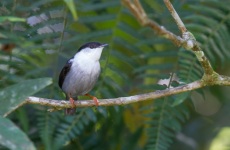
{"left": 65, "top": 97, "right": 76, "bottom": 115}
{"left": 69, "top": 97, "right": 76, "bottom": 108}
{"left": 92, "top": 97, "right": 99, "bottom": 106}
{"left": 85, "top": 94, "right": 99, "bottom": 106}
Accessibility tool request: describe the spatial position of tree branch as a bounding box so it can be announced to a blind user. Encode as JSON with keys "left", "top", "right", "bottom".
{"left": 121, "top": 0, "right": 184, "bottom": 46}
{"left": 25, "top": 75, "right": 230, "bottom": 109}
{"left": 26, "top": 80, "right": 203, "bottom": 108}
{"left": 122, "top": 0, "right": 215, "bottom": 76}
{"left": 163, "top": 0, "right": 215, "bottom": 76}
{"left": 163, "top": 0, "right": 187, "bottom": 34}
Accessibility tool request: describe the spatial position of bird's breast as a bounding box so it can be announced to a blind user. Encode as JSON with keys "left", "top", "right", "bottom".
{"left": 61, "top": 60, "right": 101, "bottom": 97}
{"left": 72, "top": 59, "right": 100, "bottom": 74}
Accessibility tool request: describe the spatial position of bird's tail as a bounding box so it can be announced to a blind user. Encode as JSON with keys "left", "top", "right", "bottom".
{"left": 65, "top": 95, "right": 77, "bottom": 115}
{"left": 65, "top": 107, "right": 76, "bottom": 115}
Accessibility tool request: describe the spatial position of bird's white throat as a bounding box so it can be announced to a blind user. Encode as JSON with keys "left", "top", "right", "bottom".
{"left": 71, "top": 47, "right": 103, "bottom": 73}
{"left": 75, "top": 47, "right": 103, "bottom": 61}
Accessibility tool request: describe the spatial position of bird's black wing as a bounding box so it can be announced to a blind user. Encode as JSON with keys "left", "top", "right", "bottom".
{"left": 58, "top": 58, "right": 73, "bottom": 88}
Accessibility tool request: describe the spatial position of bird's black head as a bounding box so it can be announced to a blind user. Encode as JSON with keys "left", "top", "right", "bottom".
{"left": 77, "top": 42, "right": 108, "bottom": 52}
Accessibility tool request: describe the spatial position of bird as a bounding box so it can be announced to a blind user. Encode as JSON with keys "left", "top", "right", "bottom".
{"left": 58, "top": 42, "right": 108, "bottom": 115}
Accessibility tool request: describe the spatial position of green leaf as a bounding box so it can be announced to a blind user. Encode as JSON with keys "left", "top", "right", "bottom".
{"left": 0, "top": 116, "right": 36, "bottom": 150}
{"left": 171, "top": 92, "right": 189, "bottom": 106}
{"left": 0, "top": 16, "right": 26, "bottom": 23}
{"left": 64, "top": 0, "right": 78, "bottom": 21}
{"left": 0, "top": 78, "right": 52, "bottom": 117}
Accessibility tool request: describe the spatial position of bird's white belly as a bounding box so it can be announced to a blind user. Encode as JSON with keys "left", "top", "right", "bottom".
{"left": 62, "top": 61, "right": 100, "bottom": 97}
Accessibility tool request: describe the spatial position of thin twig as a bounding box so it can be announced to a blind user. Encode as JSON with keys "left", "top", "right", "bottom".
{"left": 165, "top": 1, "right": 216, "bottom": 76}
{"left": 122, "top": 0, "right": 183, "bottom": 46}
{"left": 163, "top": 0, "right": 215, "bottom": 76}
{"left": 122, "top": 0, "right": 215, "bottom": 76}
{"left": 164, "top": 0, "right": 187, "bottom": 34}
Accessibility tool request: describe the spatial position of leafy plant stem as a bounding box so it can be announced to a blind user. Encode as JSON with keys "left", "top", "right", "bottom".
{"left": 49, "top": 8, "right": 68, "bottom": 98}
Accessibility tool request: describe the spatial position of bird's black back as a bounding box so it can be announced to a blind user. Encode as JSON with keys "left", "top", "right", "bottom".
{"left": 58, "top": 58, "right": 73, "bottom": 88}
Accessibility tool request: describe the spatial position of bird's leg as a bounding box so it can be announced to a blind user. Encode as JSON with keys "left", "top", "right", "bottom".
{"left": 65, "top": 93, "right": 77, "bottom": 115}
{"left": 69, "top": 97, "right": 75, "bottom": 107}
{"left": 68, "top": 93, "right": 76, "bottom": 108}
{"left": 85, "top": 94, "right": 99, "bottom": 106}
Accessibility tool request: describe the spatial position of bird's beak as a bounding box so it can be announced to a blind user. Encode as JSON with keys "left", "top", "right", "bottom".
{"left": 100, "top": 43, "right": 109, "bottom": 47}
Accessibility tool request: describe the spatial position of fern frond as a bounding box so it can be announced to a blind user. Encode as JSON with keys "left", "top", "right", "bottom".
{"left": 185, "top": 0, "right": 230, "bottom": 69}
{"left": 54, "top": 108, "right": 97, "bottom": 149}
{"left": 144, "top": 98, "right": 188, "bottom": 150}
{"left": 37, "top": 109, "right": 60, "bottom": 150}
{"left": 177, "top": 49, "right": 203, "bottom": 83}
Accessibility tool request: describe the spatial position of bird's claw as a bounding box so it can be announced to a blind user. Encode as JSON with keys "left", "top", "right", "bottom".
{"left": 85, "top": 94, "right": 99, "bottom": 106}
{"left": 93, "top": 97, "right": 99, "bottom": 106}
{"left": 69, "top": 97, "right": 76, "bottom": 108}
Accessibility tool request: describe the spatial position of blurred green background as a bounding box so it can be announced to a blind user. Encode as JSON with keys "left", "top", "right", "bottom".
{"left": 1, "top": 0, "right": 230, "bottom": 150}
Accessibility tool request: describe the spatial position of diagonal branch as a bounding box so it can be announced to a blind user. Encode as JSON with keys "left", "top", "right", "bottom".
{"left": 163, "top": 0, "right": 215, "bottom": 76}
{"left": 122, "top": 0, "right": 215, "bottom": 76}
{"left": 163, "top": 0, "right": 187, "bottom": 34}
{"left": 121, "top": 0, "right": 183, "bottom": 46}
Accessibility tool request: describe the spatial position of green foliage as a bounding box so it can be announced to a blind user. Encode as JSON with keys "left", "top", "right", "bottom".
{"left": 0, "top": 116, "right": 36, "bottom": 150}
{"left": 0, "top": 78, "right": 52, "bottom": 117}
{"left": 144, "top": 98, "right": 189, "bottom": 150}
{"left": 177, "top": 49, "right": 203, "bottom": 83}
{"left": 64, "top": 0, "right": 78, "bottom": 20}
{"left": 37, "top": 109, "right": 59, "bottom": 150}
{"left": 0, "top": 0, "right": 230, "bottom": 150}
{"left": 54, "top": 108, "right": 97, "bottom": 149}
{"left": 0, "top": 16, "right": 26, "bottom": 23}
{"left": 185, "top": 0, "right": 230, "bottom": 69}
